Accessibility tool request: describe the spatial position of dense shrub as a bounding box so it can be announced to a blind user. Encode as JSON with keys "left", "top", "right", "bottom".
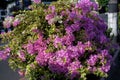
{"left": 0, "top": 0, "right": 117, "bottom": 80}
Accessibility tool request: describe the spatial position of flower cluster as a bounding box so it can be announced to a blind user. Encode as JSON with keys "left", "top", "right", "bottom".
{"left": 23, "top": 34, "right": 112, "bottom": 79}
{"left": 3, "top": 13, "right": 24, "bottom": 29}
{"left": 0, "top": 0, "right": 117, "bottom": 80}
{"left": 33, "top": 0, "right": 41, "bottom": 4}
{"left": 0, "top": 48, "right": 10, "bottom": 60}
{"left": 3, "top": 16, "right": 21, "bottom": 28}
{"left": 45, "top": 0, "right": 108, "bottom": 45}
{"left": 3, "top": 16, "right": 14, "bottom": 28}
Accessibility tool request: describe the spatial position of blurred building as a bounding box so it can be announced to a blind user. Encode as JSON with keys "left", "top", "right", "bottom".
{"left": 0, "top": 0, "right": 58, "bottom": 31}
{"left": 0, "top": 0, "right": 17, "bottom": 31}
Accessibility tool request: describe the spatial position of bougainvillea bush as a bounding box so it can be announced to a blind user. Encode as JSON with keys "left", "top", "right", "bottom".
{"left": 0, "top": 0, "right": 117, "bottom": 80}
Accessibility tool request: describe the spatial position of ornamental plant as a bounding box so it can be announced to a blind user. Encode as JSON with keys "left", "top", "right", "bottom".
{"left": 0, "top": 0, "right": 117, "bottom": 80}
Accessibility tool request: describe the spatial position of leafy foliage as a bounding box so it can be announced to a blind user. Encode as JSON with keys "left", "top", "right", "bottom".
{"left": 0, "top": 0, "right": 117, "bottom": 80}
{"left": 96, "top": 0, "right": 109, "bottom": 12}
{"left": 96, "top": 0, "right": 109, "bottom": 7}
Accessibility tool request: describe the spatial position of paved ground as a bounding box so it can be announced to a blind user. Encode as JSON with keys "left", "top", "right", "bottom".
{"left": 106, "top": 50, "right": 120, "bottom": 80}
{"left": 0, "top": 59, "right": 20, "bottom": 80}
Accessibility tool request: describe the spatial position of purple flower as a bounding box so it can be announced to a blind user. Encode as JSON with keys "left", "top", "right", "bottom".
{"left": 87, "top": 55, "right": 98, "bottom": 66}
{"left": 48, "top": 6, "right": 55, "bottom": 13}
{"left": 92, "top": 2, "right": 98, "bottom": 10}
{"left": 100, "top": 49, "right": 112, "bottom": 64}
{"left": 45, "top": 14, "right": 54, "bottom": 20}
{"left": 4, "top": 47, "right": 11, "bottom": 54}
{"left": 97, "top": 20, "right": 107, "bottom": 32}
{"left": 48, "top": 50, "right": 70, "bottom": 74}
{"left": 18, "top": 70, "right": 25, "bottom": 76}
{"left": 78, "top": 46, "right": 85, "bottom": 55}
{"left": 62, "top": 34, "right": 75, "bottom": 46}
{"left": 88, "top": 66, "right": 97, "bottom": 72}
{"left": 53, "top": 36, "right": 62, "bottom": 48}
{"left": 101, "top": 50, "right": 109, "bottom": 57}
{"left": 12, "top": 19, "right": 20, "bottom": 27}
{"left": 88, "top": 32, "right": 96, "bottom": 40}
{"left": 65, "top": 26, "right": 73, "bottom": 34}
{"left": 45, "top": 13, "right": 56, "bottom": 25}
{"left": 48, "top": 62, "right": 68, "bottom": 74}
{"left": 70, "top": 23, "right": 80, "bottom": 32}
{"left": 48, "top": 19, "right": 55, "bottom": 25}
{"left": 32, "top": 29, "right": 39, "bottom": 33}
{"left": 76, "top": 0, "right": 98, "bottom": 13}
{"left": 77, "top": 42, "right": 85, "bottom": 55}
{"left": 0, "top": 48, "right": 11, "bottom": 60}
{"left": 67, "top": 61, "right": 82, "bottom": 79}
{"left": 67, "top": 46, "right": 79, "bottom": 58}
{"left": 2, "top": 0, "right": 114, "bottom": 79}
{"left": 33, "top": 36, "right": 47, "bottom": 52}
{"left": 0, "top": 51, "right": 7, "bottom": 60}
{"left": 18, "top": 50, "right": 25, "bottom": 61}
{"left": 27, "top": 43, "right": 35, "bottom": 55}
{"left": 3, "top": 21, "right": 11, "bottom": 28}
{"left": 55, "top": 50, "right": 71, "bottom": 65}
{"left": 36, "top": 51, "right": 52, "bottom": 66}
{"left": 101, "top": 65, "right": 110, "bottom": 73}
{"left": 85, "top": 41, "right": 92, "bottom": 48}
{"left": 100, "top": 34, "right": 107, "bottom": 44}
{"left": 69, "top": 12, "right": 77, "bottom": 20}
{"left": 33, "top": 0, "right": 41, "bottom": 4}
{"left": 68, "top": 61, "right": 81, "bottom": 72}
{"left": 3, "top": 16, "right": 14, "bottom": 28}
{"left": 33, "top": 42, "right": 41, "bottom": 51}
{"left": 76, "top": 0, "right": 91, "bottom": 13}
